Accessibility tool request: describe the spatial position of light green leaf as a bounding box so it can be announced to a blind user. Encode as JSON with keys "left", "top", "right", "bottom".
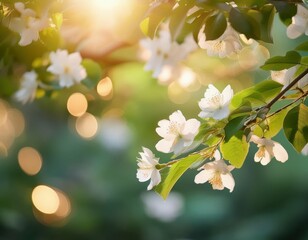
{"left": 295, "top": 41, "right": 308, "bottom": 52}
{"left": 231, "top": 80, "right": 282, "bottom": 109}
{"left": 283, "top": 103, "right": 308, "bottom": 152}
{"left": 221, "top": 131, "right": 249, "bottom": 168}
{"left": 261, "top": 51, "right": 302, "bottom": 71}
{"left": 253, "top": 107, "right": 290, "bottom": 138}
{"left": 51, "top": 12, "right": 63, "bottom": 30}
{"left": 154, "top": 154, "right": 201, "bottom": 199}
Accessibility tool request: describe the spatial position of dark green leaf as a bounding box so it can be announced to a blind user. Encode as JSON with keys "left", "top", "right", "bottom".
{"left": 259, "top": 4, "right": 275, "bottom": 43}
{"left": 295, "top": 41, "right": 308, "bottom": 52}
{"left": 154, "top": 154, "right": 201, "bottom": 199}
{"left": 224, "top": 115, "right": 247, "bottom": 142}
{"left": 270, "top": 1, "right": 297, "bottom": 25}
{"left": 204, "top": 11, "right": 227, "bottom": 40}
{"left": 261, "top": 51, "right": 302, "bottom": 71}
{"left": 283, "top": 103, "right": 308, "bottom": 152}
{"left": 229, "top": 7, "right": 260, "bottom": 40}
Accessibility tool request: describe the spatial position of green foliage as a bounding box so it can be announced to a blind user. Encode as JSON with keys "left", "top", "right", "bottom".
{"left": 229, "top": 7, "right": 260, "bottom": 40}
{"left": 204, "top": 11, "right": 227, "bottom": 40}
{"left": 283, "top": 104, "right": 308, "bottom": 152}
{"left": 221, "top": 131, "right": 249, "bottom": 168}
{"left": 224, "top": 115, "right": 247, "bottom": 142}
{"left": 231, "top": 80, "right": 282, "bottom": 109}
{"left": 81, "top": 59, "right": 103, "bottom": 89}
{"left": 270, "top": 1, "right": 297, "bottom": 25}
{"left": 154, "top": 154, "right": 201, "bottom": 199}
{"left": 261, "top": 51, "right": 302, "bottom": 71}
{"left": 295, "top": 41, "right": 308, "bottom": 52}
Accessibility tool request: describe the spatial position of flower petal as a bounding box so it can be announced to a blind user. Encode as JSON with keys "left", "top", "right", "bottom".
{"left": 155, "top": 139, "right": 174, "bottom": 153}
{"left": 260, "top": 150, "right": 271, "bottom": 165}
{"left": 272, "top": 142, "right": 288, "bottom": 163}
{"left": 147, "top": 169, "right": 161, "bottom": 190}
{"left": 221, "top": 172, "right": 235, "bottom": 192}
{"left": 137, "top": 169, "right": 152, "bottom": 182}
{"left": 194, "top": 169, "right": 214, "bottom": 184}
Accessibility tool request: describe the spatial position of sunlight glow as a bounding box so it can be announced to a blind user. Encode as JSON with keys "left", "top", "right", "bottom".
{"left": 32, "top": 185, "right": 60, "bottom": 214}
{"left": 67, "top": 92, "right": 88, "bottom": 117}
{"left": 97, "top": 77, "right": 113, "bottom": 99}
{"left": 75, "top": 112, "right": 98, "bottom": 139}
{"left": 18, "top": 147, "right": 42, "bottom": 175}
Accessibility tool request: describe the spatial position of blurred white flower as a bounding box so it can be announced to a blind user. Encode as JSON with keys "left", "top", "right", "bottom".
{"left": 141, "top": 192, "right": 184, "bottom": 222}
{"left": 198, "top": 84, "right": 233, "bottom": 120}
{"left": 286, "top": 4, "right": 308, "bottom": 39}
{"left": 198, "top": 24, "right": 242, "bottom": 58}
{"left": 137, "top": 147, "right": 161, "bottom": 190}
{"left": 14, "top": 71, "right": 38, "bottom": 104}
{"left": 98, "top": 116, "right": 132, "bottom": 151}
{"left": 250, "top": 135, "right": 288, "bottom": 165}
{"left": 158, "top": 65, "right": 197, "bottom": 87}
{"left": 140, "top": 30, "right": 197, "bottom": 78}
{"left": 9, "top": 2, "right": 49, "bottom": 46}
{"left": 156, "top": 110, "right": 200, "bottom": 154}
{"left": 47, "top": 49, "right": 87, "bottom": 88}
{"left": 194, "top": 150, "right": 235, "bottom": 192}
{"left": 271, "top": 65, "right": 308, "bottom": 90}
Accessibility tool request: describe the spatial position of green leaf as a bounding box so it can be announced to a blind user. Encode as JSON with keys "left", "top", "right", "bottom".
{"left": 224, "top": 116, "right": 247, "bottom": 142}
{"left": 261, "top": 51, "right": 302, "bottom": 71}
{"left": 81, "top": 59, "right": 103, "bottom": 89}
{"left": 295, "top": 41, "right": 308, "bottom": 52}
{"left": 283, "top": 103, "right": 308, "bottom": 152}
{"left": 221, "top": 131, "right": 249, "bottom": 168}
{"left": 229, "top": 7, "right": 260, "bottom": 40}
{"left": 169, "top": 1, "right": 194, "bottom": 41}
{"left": 154, "top": 154, "right": 201, "bottom": 199}
{"left": 253, "top": 107, "right": 290, "bottom": 138}
{"left": 140, "top": 3, "right": 172, "bottom": 38}
{"left": 231, "top": 80, "right": 282, "bottom": 109}
{"left": 204, "top": 11, "right": 227, "bottom": 40}
{"left": 259, "top": 4, "right": 275, "bottom": 43}
{"left": 270, "top": 1, "right": 297, "bottom": 25}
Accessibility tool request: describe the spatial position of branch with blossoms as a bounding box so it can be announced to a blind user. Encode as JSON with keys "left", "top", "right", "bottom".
{"left": 136, "top": 0, "right": 308, "bottom": 198}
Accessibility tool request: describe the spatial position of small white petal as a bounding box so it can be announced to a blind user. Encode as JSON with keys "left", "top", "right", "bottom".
{"left": 213, "top": 150, "right": 221, "bottom": 161}
{"left": 272, "top": 142, "right": 288, "bottom": 163}
{"left": 155, "top": 139, "right": 174, "bottom": 153}
{"left": 221, "top": 173, "right": 235, "bottom": 192}
{"left": 137, "top": 169, "right": 152, "bottom": 182}
{"left": 147, "top": 169, "right": 161, "bottom": 190}
{"left": 194, "top": 169, "right": 214, "bottom": 184}
{"left": 260, "top": 150, "right": 271, "bottom": 165}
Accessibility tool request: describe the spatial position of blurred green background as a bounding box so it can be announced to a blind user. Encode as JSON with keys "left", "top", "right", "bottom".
{"left": 0, "top": 1, "right": 308, "bottom": 239}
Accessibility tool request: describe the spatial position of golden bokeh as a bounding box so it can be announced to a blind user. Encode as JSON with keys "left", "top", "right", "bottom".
{"left": 32, "top": 185, "right": 60, "bottom": 214}
{"left": 97, "top": 77, "right": 113, "bottom": 99}
{"left": 18, "top": 147, "right": 42, "bottom": 175}
{"left": 75, "top": 112, "right": 98, "bottom": 139}
{"left": 67, "top": 92, "right": 88, "bottom": 117}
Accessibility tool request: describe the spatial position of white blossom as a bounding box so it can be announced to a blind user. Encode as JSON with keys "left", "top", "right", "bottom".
{"left": 250, "top": 135, "right": 288, "bottom": 165}
{"left": 47, "top": 49, "right": 87, "bottom": 88}
{"left": 9, "top": 2, "right": 49, "bottom": 46}
{"left": 198, "top": 84, "right": 234, "bottom": 120}
{"left": 156, "top": 110, "right": 200, "bottom": 155}
{"left": 271, "top": 65, "right": 308, "bottom": 90}
{"left": 198, "top": 24, "right": 242, "bottom": 58}
{"left": 286, "top": 4, "right": 308, "bottom": 39}
{"left": 194, "top": 150, "right": 235, "bottom": 192}
{"left": 140, "top": 29, "right": 197, "bottom": 78}
{"left": 14, "top": 71, "right": 38, "bottom": 104}
{"left": 137, "top": 147, "right": 161, "bottom": 190}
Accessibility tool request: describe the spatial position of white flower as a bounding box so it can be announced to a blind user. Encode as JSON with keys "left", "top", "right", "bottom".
{"left": 250, "top": 135, "right": 288, "bottom": 165}
{"left": 137, "top": 147, "right": 161, "bottom": 190}
{"left": 194, "top": 150, "right": 235, "bottom": 192}
{"left": 158, "top": 65, "right": 197, "bottom": 87}
{"left": 14, "top": 71, "right": 38, "bottom": 104}
{"left": 9, "top": 2, "right": 49, "bottom": 46}
{"left": 140, "top": 29, "right": 197, "bottom": 78}
{"left": 198, "top": 24, "right": 242, "bottom": 58}
{"left": 141, "top": 192, "right": 184, "bottom": 222}
{"left": 286, "top": 5, "right": 308, "bottom": 39}
{"left": 198, "top": 84, "right": 234, "bottom": 120}
{"left": 271, "top": 65, "right": 308, "bottom": 90}
{"left": 155, "top": 110, "right": 200, "bottom": 154}
{"left": 47, "top": 49, "right": 87, "bottom": 88}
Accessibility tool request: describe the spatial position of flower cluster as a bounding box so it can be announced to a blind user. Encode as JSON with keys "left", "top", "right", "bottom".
{"left": 8, "top": 2, "right": 49, "bottom": 46}
{"left": 137, "top": 83, "right": 290, "bottom": 194}
{"left": 14, "top": 49, "right": 87, "bottom": 104}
